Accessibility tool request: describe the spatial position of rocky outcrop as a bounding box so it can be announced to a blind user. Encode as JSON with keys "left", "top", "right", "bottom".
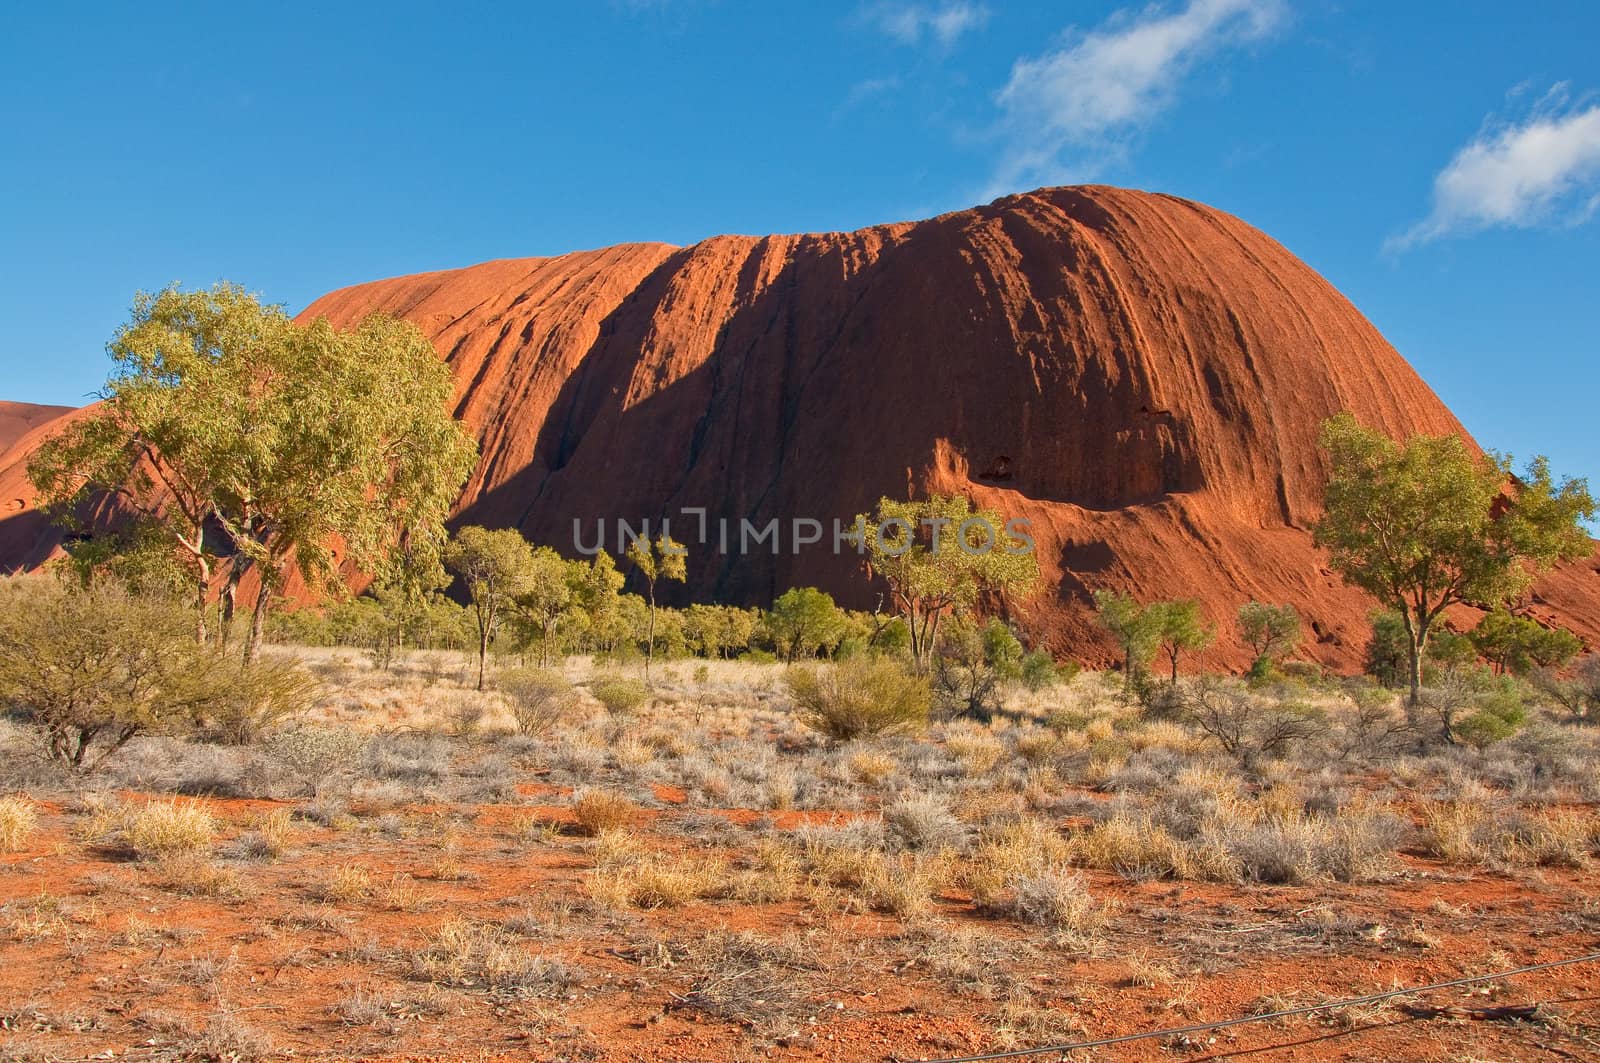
{"left": 3, "top": 186, "right": 1595, "bottom": 665}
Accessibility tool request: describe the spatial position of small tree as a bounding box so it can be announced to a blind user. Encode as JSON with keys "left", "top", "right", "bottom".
{"left": 0, "top": 578, "right": 241, "bottom": 769}
{"left": 1469, "top": 608, "right": 1582, "bottom": 676}
{"left": 765, "top": 587, "right": 846, "bottom": 663}
{"left": 857, "top": 495, "right": 1038, "bottom": 669}
{"left": 1314, "top": 412, "right": 1594, "bottom": 707}
{"left": 443, "top": 526, "right": 537, "bottom": 691}
{"left": 1152, "top": 599, "right": 1214, "bottom": 684}
{"left": 29, "top": 286, "right": 477, "bottom": 662}
{"left": 624, "top": 533, "right": 686, "bottom": 678}
{"left": 1092, "top": 591, "right": 1162, "bottom": 687}
{"left": 1237, "top": 601, "right": 1301, "bottom": 674}
{"left": 513, "top": 547, "right": 578, "bottom": 668}
{"left": 28, "top": 284, "right": 291, "bottom": 644}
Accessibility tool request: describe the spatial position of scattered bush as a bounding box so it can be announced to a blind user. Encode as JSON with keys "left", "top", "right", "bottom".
{"left": 122, "top": 799, "right": 216, "bottom": 861}
{"left": 263, "top": 726, "right": 367, "bottom": 796}
{"left": 1182, "top": 678, "right": 1325, "bottom": 760}
{"left": 883, "top": 792, "right": 966, "bottom": 852}
{"left": 199, "top": 658, "right": 321, "bottom": 745}
{"left": 787, "top": 657, "right": 930, "bottom": 740}
{"left": 588, "top": 674, "right": 651, "bottom": 716}
{"left": 572, "top": 789, "right": 635, "bottom": 836}
{"left": 414, "top": 918, "right": 582, "bottom": 992}
{"left": 497, "top": 668, "right": 579, "bottom": 736}
{"left": 0, "top": 578, "right": 244, "bottom": 769}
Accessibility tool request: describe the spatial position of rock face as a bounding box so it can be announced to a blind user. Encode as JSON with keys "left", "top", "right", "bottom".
{"left": 0, "top": 401, "right": 73, "bottom": 454}
{"left": 2, "top": 185, "right": 1596, "bottom": 664}
{"left": 0, "top": 402, "right": 78, "bottom": 570}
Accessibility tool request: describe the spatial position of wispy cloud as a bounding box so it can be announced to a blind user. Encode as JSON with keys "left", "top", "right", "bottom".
{"left": 1390, "top": 85, "right": 1600, "bottom": 250}
{"left": 987, "top": 0, "right": 1284, "bottom": 196}
{"left": 861, "top": 2, "right": 989, "bottom": 49}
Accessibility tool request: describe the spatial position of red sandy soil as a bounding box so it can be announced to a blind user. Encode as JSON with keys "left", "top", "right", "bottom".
{"left": 3, "top": 790, "right": 1598, "bottom": 1062}
{"left": 2, "top": 186, "right": 1596, "bottom": 663}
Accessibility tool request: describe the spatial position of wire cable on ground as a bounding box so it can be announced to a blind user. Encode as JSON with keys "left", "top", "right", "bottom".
{"left": 908, "top": 949, "right": 1600, "bottom": 1063}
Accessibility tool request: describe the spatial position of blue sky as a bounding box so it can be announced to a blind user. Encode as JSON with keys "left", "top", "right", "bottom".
{"left": 3, "top": 1, "right": 1598, "bottom": 493}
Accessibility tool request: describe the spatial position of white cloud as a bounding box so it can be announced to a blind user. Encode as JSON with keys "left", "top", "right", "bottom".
{"left": 1391, "top": 86, "right": 1600, "bottom": 250}
{"left": 988, "top": 0, "right": 1284, "bottom": 194}
{"left": 863, "top": 2, "right": 989, "bottom": 48}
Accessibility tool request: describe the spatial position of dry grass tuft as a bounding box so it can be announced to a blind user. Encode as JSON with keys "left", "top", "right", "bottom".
{"left": 0, "top": 796, "right": 38, "bottom": 852}
{"left": 572, "top": 789, "right": 636, "bottom": 836}
{"left": 413, "top": 917, "right": 580, "bottom": 992}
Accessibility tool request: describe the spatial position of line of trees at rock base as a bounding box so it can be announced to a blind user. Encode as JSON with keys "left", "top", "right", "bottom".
{"left": 2, "top": 281, "right": 1599, "bottom": 770}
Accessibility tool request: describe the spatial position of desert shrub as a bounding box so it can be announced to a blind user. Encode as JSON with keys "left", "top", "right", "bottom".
{"left": 1218, "top": 808, "right": 1402, "bottom": 885}
{"left": 1531, "top": 656, "right": 1600, "bottom": 721}
{"left": 587, "top": 849, "right": 726, "bottom": 909}
{"left": 945, "top": 727, "right": 1005, "bottom": 775}
{"left": 0, "top": 795, "right": 38, "bottom": 852}
{"left": 1332, "top": 681, "right": 1411, "bottom": 761}
{"left": 572, "top": 789, "right": 635, "bottom": 836}
{"left": 1073, "top": 813, "right": 1202, "bottom": 880}
{"left": 263, "top": 726, "right": 367, "bottom": 796}
{"left": 988, "top": 867, "right": 1103, "bottom": 933}
{"left": 497, "top": 668, "right": 579, "bottom": 736}
{"left": 883, "top": 792, "right": 967, "bottom": 852}
{"left": 1019, "top": 650, "right": 1059, "bottom": 690}
{"left": 786, "top": 657, "right": 930, "bottom": 740}
{"left": 1419, "top": 666, "right": 1528, "bottom": 746}
{"left": 414, "top": 918, "right": 582, "bottom": 992}
{"left": 1182, "top": 678, "right": 1325, "bottom": 760}
{"left": 121, "top": 799, "right": 215, "bottom": 860}
{"left": 239, "top": 808, "right": 295, "bottom": 859}
{"left": 930, "top": 619, "right": 1025, "bottom": 721}
{"left": 0, "top": 578, "right": 242, "bottom": 769}
{"left": 199, "top": 658, "right": 321, "bottom": 745}
{"left": 588, "top": 674, "right": 651, "bottom": 716}
{"left": 847, "top": 750, "right": 897, "bottom": 785}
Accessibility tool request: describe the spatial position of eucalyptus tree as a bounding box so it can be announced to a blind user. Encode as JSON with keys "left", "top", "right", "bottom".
{"left": 1314, "top": 412, "right": 1593, "bottom": 705}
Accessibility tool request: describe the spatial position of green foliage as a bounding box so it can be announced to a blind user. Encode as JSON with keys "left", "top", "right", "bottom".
{"left": 625, "top": 534, "right": 687, "bottom": 677}
{"left": 1427, "top": 628, "right": 1477, "bottom": 670}
{"left": 1237, "top": 601, "right": 1301, "bottom": 673}
{"left": 1364, "top": 610, "right": 1411, "bottom": 688}
{"left": 509, "top": 547, "right": 584, "bottom": 668}
{"left": 198, "top": 657, "right": 321, "bottom": 746}
{"left": 981, "top": 618, "right": 1025, "bottom": 679}
{"left": 682, "top": 604, "right": 760, "bottom": 659}
{"left": 856, "top": 495, "right": 1038, "bottom": 667}
{"left": 785, "top": 657, "right": 931, "bottom": 740}
{"left": 1419, "top": 664, "right": 1529, "bottom": 746}
{"left": 1092, "top": 591, "right": 1163, "bottom": 685}
{"left": 444, "top": 526, "right": 537, "bottom": 690}
{"left": 28, "top": 283, "right": 477, "bottom": 659}
{"left": 1151, "top": 599, "right": 1214, "bottom": 684}
{"left": 0, "top": 577, "right": 239, "bottom": 768}
{"left": 1024, "top": 646, "right": 1062, "bottom": 688}
{"left": 1314, "top": 412, "right": 1594, "bottom": 704}
{"left": 28, "top": 281, "right": 476, "bottom": 656}
{"left": 588, "top": 674, "right": 651, "bottom": 717}
{"left": 497, "top": 668, "right": 579, "bottom": 736}
{"left": 765, "top": 587, "right": 846, "bottom": 663}
{"left": 1469, "top": 608, "right": 1582, "bottom": 676}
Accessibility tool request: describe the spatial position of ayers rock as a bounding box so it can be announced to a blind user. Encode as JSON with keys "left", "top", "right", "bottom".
{"left": 2, "top": 186, "right": 1597, "bottom": 667}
